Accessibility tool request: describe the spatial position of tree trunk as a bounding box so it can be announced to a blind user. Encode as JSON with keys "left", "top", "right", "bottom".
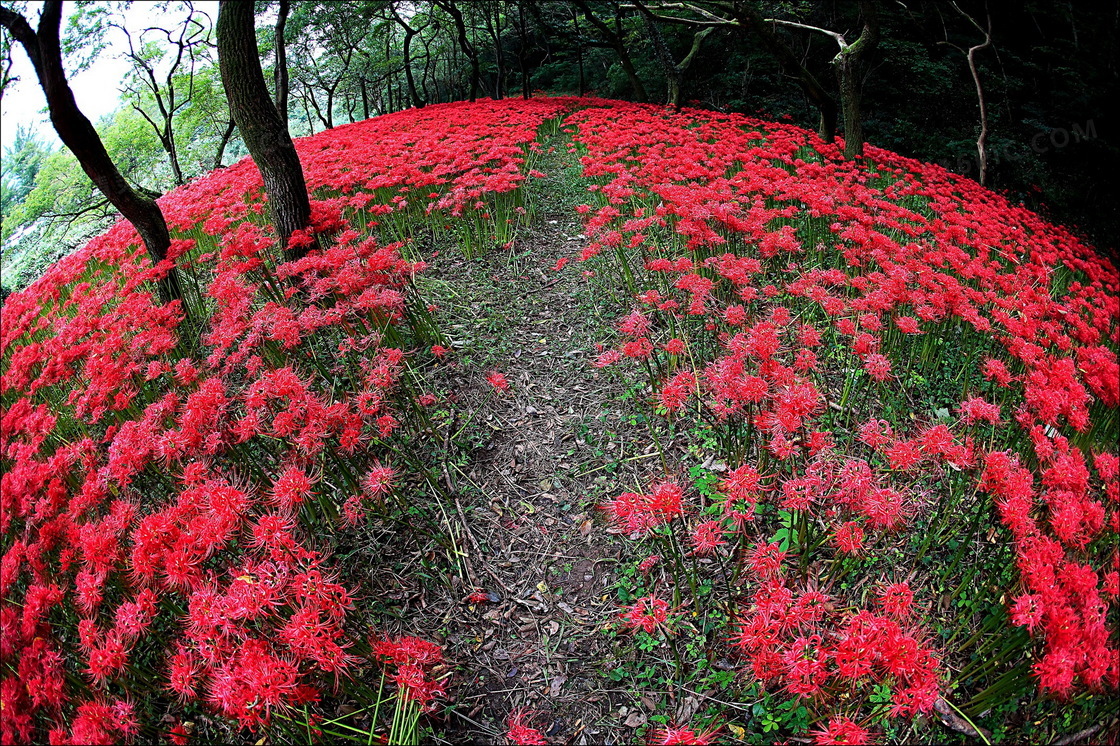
{"left": 732, "top": 5, "right": 838, "bottom": 142}
{"left": 636, "top": 2, "right": 709, "bottom": 109}
{"left": 835, "top": 53, "right": 864, "bottom": 157}
{"left": 213, "top": 119, "right": 236, "bottom": 170}
{"left": 574, "top": 0, "right": 647, "bottom": 102}
{"left": 440, "top": 0, "right": 481, "bottom": 102}
{"left": 392, "top": 6, "right": 425, "bottom": 109}
{"left": 833, "top": 1, "right": 879, "bottom": 158}
{"left": 484, "top": 0, "right": 505, "bottom": 100}
{"left": 573, "top": 6, "right": 585, "bottom": 96}
{"left": 274, "top": 0, "right": 290, "bottom": 122}
{"left": 517, "top": 1, "right": 531, "bottom": 99}
{"left": 216, "top": 0, "right": 317, "bottom": 263}
{"left": 0, "top": 1, "right": 181, "bottom": 303}
{"left": 360, "top": 78, "right": 370, "bottom": 119}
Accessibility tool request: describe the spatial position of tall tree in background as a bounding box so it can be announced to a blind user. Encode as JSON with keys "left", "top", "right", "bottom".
{"left": 573, "top": 0, "right": 648, "bottom": 102}
{"left": 940, "top": 2, "right": 992, "bottom": 185}
{"left": 0, "top": 0, "right": 182, "bottom": 302}
{"left": 765, "top": 0, "right": 880, "bottom": 157}
{"left": 435, "top": 0, "right": 481, "bottom": 102}
{"left": 216, "top": 0, "right": 316, "bottom": 262}
{"left": 634, "top": 0, "right": 712, "bottom": 109}
{"left": 115, "top": 2, "right": 211, "bottom": 186}
{"left": 391, "top": 0, "right": 426, "bottom": 109}
{"left": 274, "top": 0, "right": 290, "bottom": 121}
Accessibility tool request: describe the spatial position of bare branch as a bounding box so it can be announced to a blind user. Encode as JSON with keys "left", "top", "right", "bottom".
{"left": 764, "top": 17, "right": 848, "bottom": 49}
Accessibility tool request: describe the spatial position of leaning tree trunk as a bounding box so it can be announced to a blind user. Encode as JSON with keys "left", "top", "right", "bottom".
{"left": 216, "top": 0, "right": 317, "bottom": 262}
{"left": 832, "top": 3, "right": 879, "bottom": 159}
{"left": 440, "top": 0, "right": 481, "bottom": 102}
{"left": 0, "top": 1, "right": 182, "bottom": 303}
{"left": 574, "top": 0, "right": 647, "bottom": 102}
{"left": 274, "top": 0, "right": 290, "bottom": 122}
{"left": 734, "top": 4, "right": 838, "bottom": 143}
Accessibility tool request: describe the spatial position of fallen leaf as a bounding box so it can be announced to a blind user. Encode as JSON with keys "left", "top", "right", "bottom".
{"left": 624, "top": 711, "right": 647, "bottom": 728}
{"left": 550, "top": 675, "right": 567, "bottom": 697}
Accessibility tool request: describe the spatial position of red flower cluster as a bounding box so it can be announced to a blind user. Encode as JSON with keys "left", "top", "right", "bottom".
{"left": 602, "top": 481, "right": 685, "bottom": 534}
{"left": 563, "top": 99, "right": 1117, "bottom": 710}
{"left": 370, "top": 635, "right": 447, "bottom": 711}
{"left": 731, "top": 560, "right": 941, "bottom": 733}
{"left": 1, "top": 99, "right": 581, "bottom": 741}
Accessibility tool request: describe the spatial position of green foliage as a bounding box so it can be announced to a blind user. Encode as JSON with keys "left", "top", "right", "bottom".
{"left": 0, "top": 126, "right": 50, "bottom": 224}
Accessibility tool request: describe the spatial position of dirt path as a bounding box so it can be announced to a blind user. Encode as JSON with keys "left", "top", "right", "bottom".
{"left": 367, "top": 127, "right": 664, "bottom": 744}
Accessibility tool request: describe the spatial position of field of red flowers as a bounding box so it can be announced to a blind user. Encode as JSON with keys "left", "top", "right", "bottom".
{"left": 2, "top": 98, "right": 1116, "bottom": 745}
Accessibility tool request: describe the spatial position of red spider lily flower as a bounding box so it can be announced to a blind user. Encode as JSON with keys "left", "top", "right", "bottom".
{"left": 690, "top": 520, "right": 729, "bottom": 555}
{"left": 270, "top": 466, "right": 314, "bottom": 513}
{"left": 876, "top": 582, "right": 915, "bottom": 619}
{"left": 467, "top": 588, "right": 492, "bottom": 605}
{"left": 619, "top": 310, "right": 652, "bottom": 337}
{"left": 1009, "top": 594, "right": 1044, "bottom": 631}
{"left": 862, "top": 353, "right": 893, "bottom": 382}
{"left": 648, "top": 723, "right": 721, "bottom": 745}
{"left": 809, "top": 716, "right": 874, "bottom": 745}
{"left": 659, "top": 370, "right": 696, "bottom": 412}
{"left": 747, "top": 542, "right": 788, "bottom": 580}
{"left": 957, "top": 396, "right": 1001, "bottom": 425}
{"left": 487, "top": 371, "right": 511, "bottom": 391}
{"left": 169, "top": 723, "right": 192, "bottom": 745}
{"left": 593, "top": 349, "right": 623, "bottom": 368}
{"left": 638, "top": 555, "right": 662, "bottom": 574}
{"left": 507, "top": 708, "right": 548, "bottom": 745}
{"left": 833, "top": 522, "right": 865, "bottom": 553}
{"left": 664, "top": 338, "right": 686, "bottom": 354}
{"left": 621, "top": 596, "right": 672, "bottom": 634}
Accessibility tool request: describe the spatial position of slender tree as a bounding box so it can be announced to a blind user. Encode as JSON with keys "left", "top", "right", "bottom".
{"left": 634, "top": 0, "right": 712, "bottom": 109}
{"left": 0, "top": 0, "right": 182, "bottom": 302}
{"left": 939, "top": 2, "right": 992, "bottom": 185}
{"left": 642, "top": 1, "right": 839, "bottom": 142}
{"left": 391, "top": 1, "right": 425, "bottom": 108}
{"left": 216, "top": 0, "right": 316, "bottom": 262}
{"left": 435, "top": 0, "right": 481, "bottom": 101}
{"left": 115, "top": 3, "right": 211, "bottom": 186}
{"left": 765, "top": 0, "right": 880, "bottom": 157}
{"left": 574, "top": 0, "right": 648, "bottom": 101}
{"left": 274, "top": 0, "right": 290, "bottom": 121}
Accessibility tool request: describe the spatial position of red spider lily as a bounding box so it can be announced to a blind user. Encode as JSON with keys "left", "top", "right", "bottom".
{"left": 690, "top": 520, "right": 729, "bottom": 555}
{"left": 370, "top": 634, "right": 447, "bottom": 710}
{"left": 876, "top": 582, "right": 915, "bottom": 620}
{"left": 487, "top": 371, "right": 511, "bottom": 391}
{"left": 809, "top": 716, "right": 875, "bottom": 745}
{"left": 506, "top": 708, "right": 548, "bottom": 745}
{"left": 620, "top": 596, "right": 674, "bottom": 634}
{"left": 602, "top": 481, "right": 686, "bottom": 534}
{"left": 647, "top": 723, "right": 721, "bottom": 745}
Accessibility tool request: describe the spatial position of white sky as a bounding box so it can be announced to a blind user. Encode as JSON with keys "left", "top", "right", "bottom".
{"left": 2, "top": 1, "right": 220, "bottom": 152}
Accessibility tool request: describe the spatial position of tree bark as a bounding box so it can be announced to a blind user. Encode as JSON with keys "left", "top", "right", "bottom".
{"left": 941, "top": 3, "right": 992, "bottom": 185}
{"left": 216, "top": 0, "right": 317, "bottom": 262}
{"left": 392, "top": 2, "right": 425, "bottom": 108}
{"left": 0, "top": 1, "right": 181, "bottom": 303}
{"left": 212, "top": 119, "right": 236, "bottom": 170}
{"left": 574, "top": 0, "right": 648, "bottom": 102}
{"left": 517, "top": 1, "right": 531, "bottom": 99}
{"left": 833, "top": 0, "right": 879, "bottom": 157}
{"left": 635, "top": 1, "right": 712, "bottom": 109}
{"left": 727, "top": 3, "right": 837, "bottom": 142}
{"left": 274, "top": 0, "right": 290, "bottom": 122}
{"left": 439, "top": 0, "right": 481, "bottom": 102}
